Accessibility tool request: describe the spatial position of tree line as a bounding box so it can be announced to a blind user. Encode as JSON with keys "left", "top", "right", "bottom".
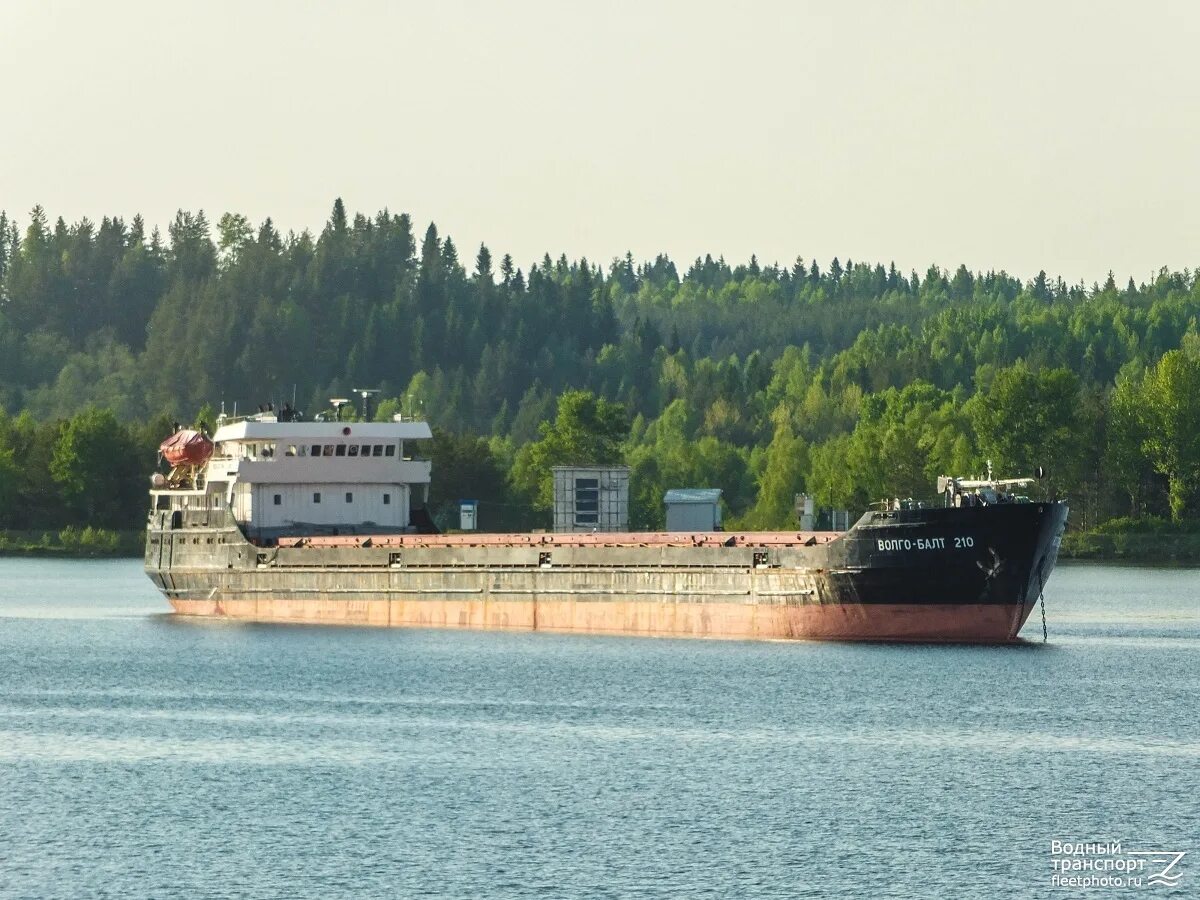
{"left": 1, "top": 200, "right": 1199, "bottom": 534}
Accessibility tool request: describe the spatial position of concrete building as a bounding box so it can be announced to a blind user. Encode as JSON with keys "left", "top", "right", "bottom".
{"left": 551, "top": 465, "right": 629, "bottom": 533}
{"left": 664, "top": 488, "right": 723, "bottom": 532}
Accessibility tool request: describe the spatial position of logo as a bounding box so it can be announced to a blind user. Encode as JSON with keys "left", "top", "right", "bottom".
{"left": 1050, "top": 841, "right": 1187, "bottom": 890}
{"left": 1129, "top": 851, "right": 1186, "bottom": 888}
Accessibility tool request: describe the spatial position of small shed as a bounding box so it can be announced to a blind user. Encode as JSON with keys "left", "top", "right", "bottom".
{"left": 664, "top": 488, "right": 723, "bottom": 532}
{"left": 552, "top": 465, "right": 630, "bottom": 533}
{"left": 459, "top": 499, "right": 478, "bottom": 531}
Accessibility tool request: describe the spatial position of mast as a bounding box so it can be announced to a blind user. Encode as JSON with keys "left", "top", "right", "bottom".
{"left": 354, "top": 388, "right": 381, "bottom": 422}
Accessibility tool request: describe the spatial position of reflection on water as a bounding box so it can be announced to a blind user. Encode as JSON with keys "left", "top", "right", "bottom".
{"left": 0, "top": 558, "right": 1196, "bottom": 899}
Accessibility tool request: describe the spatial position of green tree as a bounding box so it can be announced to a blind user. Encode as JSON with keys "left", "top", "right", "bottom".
{"left": 807, "top": 434, "right": 859, "bottom": 511}
{"left": 968, "top": 363, "right": 1084, "bottom": 497}
{"left": 626, "top": 400, "right": 752, "bottom": 528}
{"left": 1138, "top": 350, "right": 1200, "bottom": 521}
{"left": 216, "top": 212, "right": 253, "bottom": 268}
{"left": 510, "top": 390, "right": 629, "bottom": 511}
{"left": 50, "top": 408, "right": 142, "bottom": 527}
{"left": 426, "top": 429, "right": 525, "bottom": 531}
{"left": 1104, "top": 366, "right": 1151, "bottom": 516}
{"left": 0, "top": 444, "right": 18, "bottom": 527}
{"left": 740, "top": 416, "right": 808, "bottom": 529}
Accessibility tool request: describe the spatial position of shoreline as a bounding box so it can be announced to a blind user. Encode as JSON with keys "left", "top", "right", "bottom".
{"left": 0, "top": 547, "right": 141, "bottom": 559}
{"left": 1059, "top": 530, "right": 1200, "bottom": 566}
{"left": 0, "top": 529, "right": 143, "bottom": 560}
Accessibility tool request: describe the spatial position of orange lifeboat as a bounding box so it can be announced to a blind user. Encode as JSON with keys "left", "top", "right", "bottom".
{"left": 159, "top": 430, "right": 214, "bottom": 467}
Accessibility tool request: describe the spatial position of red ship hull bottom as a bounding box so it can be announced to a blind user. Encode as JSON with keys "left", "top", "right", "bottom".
{"left": 168, "top": 597, "right": 1039, "bottom": 643}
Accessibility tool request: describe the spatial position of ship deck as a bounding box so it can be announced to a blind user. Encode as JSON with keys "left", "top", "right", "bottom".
{"left": 274, "top": 531, "right": 845, "bottom": 550}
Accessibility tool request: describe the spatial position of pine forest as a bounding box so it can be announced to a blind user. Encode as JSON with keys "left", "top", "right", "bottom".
{"left": 1, "top": 200, "right": 1199, "bottom": 548}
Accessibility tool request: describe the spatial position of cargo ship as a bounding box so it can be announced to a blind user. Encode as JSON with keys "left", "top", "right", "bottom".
{"left": 144, "top": 408, "right": 1068, "bottom": 643}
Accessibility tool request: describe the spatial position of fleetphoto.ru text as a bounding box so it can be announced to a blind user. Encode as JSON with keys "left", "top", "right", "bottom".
{"left": 1050, "top": 841, "right": 1186, "bottom": 890}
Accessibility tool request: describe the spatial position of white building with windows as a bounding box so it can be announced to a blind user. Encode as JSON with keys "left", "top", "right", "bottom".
{"left": 152, "top": 413, "right": 433, "bottom": 538}
{"left": 551, "top": 465, "right": 629, "bottom": 533}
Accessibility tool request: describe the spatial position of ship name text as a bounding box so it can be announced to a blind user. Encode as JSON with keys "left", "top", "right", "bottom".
{"left": 876, "top": 536, "right": 975, "bottom": 552}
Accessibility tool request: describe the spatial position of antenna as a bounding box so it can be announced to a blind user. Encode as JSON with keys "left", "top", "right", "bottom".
{"left": 329, "top": 398, "right": 350, "bottom": 422}
{"left": 354, "top": 388, "right": 381, "bottom": 421}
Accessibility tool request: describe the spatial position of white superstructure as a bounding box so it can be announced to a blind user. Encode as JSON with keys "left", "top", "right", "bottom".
{"left": 152, "top": 413, "right": 433, "bottom": 537}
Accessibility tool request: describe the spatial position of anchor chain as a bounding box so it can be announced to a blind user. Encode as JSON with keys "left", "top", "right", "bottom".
{"left": 1037, "top": 565, "right": 1048, "bottom": 643}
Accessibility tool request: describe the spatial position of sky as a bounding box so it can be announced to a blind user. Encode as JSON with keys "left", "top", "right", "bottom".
{"left": 3, "top": 0, "right": 1198, "bottom": 285}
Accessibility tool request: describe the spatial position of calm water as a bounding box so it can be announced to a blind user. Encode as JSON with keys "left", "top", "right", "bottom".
{"left": 0, "top": 560, "right": 1196, "bottom": 899}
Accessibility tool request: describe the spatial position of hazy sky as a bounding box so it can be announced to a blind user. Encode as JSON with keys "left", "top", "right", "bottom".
{"left": 4, "top": 1, "right": 1198, "bottom": 284}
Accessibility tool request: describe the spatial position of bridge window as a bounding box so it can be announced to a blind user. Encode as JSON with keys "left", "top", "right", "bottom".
{"left": 311, "top": 445, "right": 321, "bottom": 456}
{"left": 322, "top": 445, "right": 334, "bottom": 457}
{"left": 348, "top": 445, "right": 359, "bottom": 457}
{"left": 362, "top": 444, "right": 371, "bottom": 456}
{"left": 335, "top": 444, "right": 347, "bottom": 457}
{"left": 373, "top": 445, "right": 383, "bottom": 457}
{"left": 385, "top": 445, "right": 396, "bottom": 457}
